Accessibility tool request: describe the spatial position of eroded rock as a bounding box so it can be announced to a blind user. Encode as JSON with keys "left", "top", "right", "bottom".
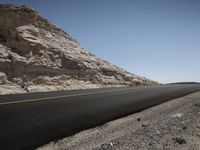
{"left": 0, "top": 4, "right": 158, "bottom": 95}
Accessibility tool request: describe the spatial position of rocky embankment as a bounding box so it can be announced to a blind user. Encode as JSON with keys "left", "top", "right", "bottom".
{"left": 0, "top": 4, "right": 157, "bottom": 95}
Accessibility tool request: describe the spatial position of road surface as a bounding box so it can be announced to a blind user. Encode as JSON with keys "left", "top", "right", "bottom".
{"left": 0, "top": 84, "right": 200, "bottom": 150}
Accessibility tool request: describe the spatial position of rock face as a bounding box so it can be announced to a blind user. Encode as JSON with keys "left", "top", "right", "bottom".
{"left": 0, "top": 4, "right": 157, "bottom": 95}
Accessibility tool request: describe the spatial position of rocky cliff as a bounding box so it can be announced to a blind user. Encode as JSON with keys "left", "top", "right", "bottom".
{"left": 0, "top": 4, "right": 157, "bottom": 95}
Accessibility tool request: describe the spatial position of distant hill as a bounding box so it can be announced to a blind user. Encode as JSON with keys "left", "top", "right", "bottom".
{"left": 167, "top": 82, "right": 200, "bottom": 85}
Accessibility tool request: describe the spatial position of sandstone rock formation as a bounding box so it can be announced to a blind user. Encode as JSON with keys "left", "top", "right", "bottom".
{"left": 0, "top": 4, "right": 157, "bottom": 95}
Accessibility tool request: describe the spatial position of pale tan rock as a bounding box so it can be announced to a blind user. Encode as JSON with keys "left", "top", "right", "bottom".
{"left": 0, "top": 4, "right": 158, "bottom": 95}
{"left": 0, "top": 72, "right": 9, "bottom": 84}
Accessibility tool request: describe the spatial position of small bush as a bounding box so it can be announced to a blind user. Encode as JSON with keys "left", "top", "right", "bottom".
{"left": 193, "top": 102, "right": 200, "bottom": 107}
{"left": 173, "top": 136, "right": 186, "bottom": 145}
{"left": 0, "top": 34, "right": 7, "bottom": 43}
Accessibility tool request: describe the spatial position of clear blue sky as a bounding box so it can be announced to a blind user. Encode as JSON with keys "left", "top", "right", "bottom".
{"left": 2, "top": 0, "right": 200, "bottom": 83}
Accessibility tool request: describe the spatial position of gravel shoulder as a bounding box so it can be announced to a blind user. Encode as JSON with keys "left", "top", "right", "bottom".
{"left": 37, "top": 92, "right": 200, "bottom": 150}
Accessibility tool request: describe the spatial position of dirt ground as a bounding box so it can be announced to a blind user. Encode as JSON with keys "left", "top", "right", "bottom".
{"left": 37, "top": 92, "right": 200, "bottom": 150}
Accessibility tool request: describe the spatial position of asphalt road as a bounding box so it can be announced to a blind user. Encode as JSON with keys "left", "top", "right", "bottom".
{"left": 1, "top": 84, "right": 200, "bottom": 150}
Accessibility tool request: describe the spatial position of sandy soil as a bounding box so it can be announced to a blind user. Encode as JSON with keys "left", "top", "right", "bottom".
{"left": 37, "top": 92, "right": 200, "bottom": 150}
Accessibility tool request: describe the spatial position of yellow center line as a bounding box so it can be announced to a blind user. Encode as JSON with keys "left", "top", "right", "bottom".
{"left": 0, "top": 88, "right": 131, "bottom": 106}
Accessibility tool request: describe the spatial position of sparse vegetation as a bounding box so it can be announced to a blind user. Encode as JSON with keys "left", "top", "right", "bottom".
{"left": 0, "top": 34, "right": 7, "bottom": 43}
{"left": 173, "top": 136, "right": 186, "bottom": 145}
{"left": 193, "top": 102, "right": 200, "bottom": 107}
